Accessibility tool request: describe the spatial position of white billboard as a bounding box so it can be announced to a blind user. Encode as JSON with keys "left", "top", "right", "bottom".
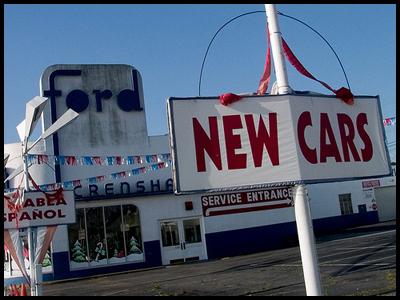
{"left": 167, "top": 94, "right": 391, "bottom": 194}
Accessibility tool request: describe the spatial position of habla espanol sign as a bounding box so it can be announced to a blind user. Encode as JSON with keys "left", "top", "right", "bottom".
{"left": 4, "top": 190, "right": 75, "bottom": 229}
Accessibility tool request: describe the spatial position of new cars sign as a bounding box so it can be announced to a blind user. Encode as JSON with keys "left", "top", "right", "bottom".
{"left": 167, "top": 94, "right": 391, "bottom": 194}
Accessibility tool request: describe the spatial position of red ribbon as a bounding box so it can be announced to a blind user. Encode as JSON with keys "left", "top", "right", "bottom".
{"left": 4, "top": 174, "right": 25, "bottom": 228}
{"left": 281, "top": 38, "right": 354, "bottom": 105}
{"left": 28, "top": 173, "right": 64, "bottom": 202}
{"left": 5, "top": 193, "right": 23, "bottom": 228}
{"left": 256, "top": 29, "right": 354, "bottom": 105}
{"left": 257, "top": 24, "right": 271, "bottom": 95}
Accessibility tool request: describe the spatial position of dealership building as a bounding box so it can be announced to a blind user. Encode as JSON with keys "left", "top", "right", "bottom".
{"left": 4, "top": 65, "right": 395, "bottom": 283}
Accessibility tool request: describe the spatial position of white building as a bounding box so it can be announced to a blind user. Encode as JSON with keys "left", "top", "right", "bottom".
{"left": 4, "top": 64, "right": 395, "bottom": 283}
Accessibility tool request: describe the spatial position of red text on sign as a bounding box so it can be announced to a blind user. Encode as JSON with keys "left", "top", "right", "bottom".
{"left": 297, "top": 112, "right": 373, "bottom": 164}
{"left": 193, "top": 113, "right": 279, "bottom": 172}
{"left": 23, "top": 197, "right": 67, "bottom": 208}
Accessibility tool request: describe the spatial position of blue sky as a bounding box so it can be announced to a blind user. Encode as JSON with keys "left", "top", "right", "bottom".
{"left": 4, "top": 4, "right": 396, "bottom": 161}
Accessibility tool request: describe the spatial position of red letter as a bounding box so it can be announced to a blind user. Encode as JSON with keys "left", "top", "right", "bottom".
{"left": 245, "top": 113, "right": 279, "bottom": 167}
{"left": 8, "top": 213, "right": 16, "bottom": 222}
{"left": 223, "top": 115, "right": 246, "bottom": 169}
{"left": 37, "top": 198, "right": 46, "bottom": 206}
{"left": 58, "top": 209, "right": 66, "bottom": 218}
{"left": 32, "top": 211, "right": 43, "bottom": 220}
{"left": 297, "top": 111, "right": 318, "bottom": 164}
{"left": 337, "top": 113, "right": 361, "bottom": 162}
{"left": 320, "top": 113, "right": 342, "bottom": 163}
{"left": 356, "top": 113, "right": 373, "bottom": 162}
{"left": 193, "top": 117, "right": 222, "bottom": 172}
{"left": 44, "top": 210, "right": 56, "bottom": 219}
{"left": 23, "top": 198, "right": 35, "bottom": 208}
{"left": 56, "top": 198, "right": 67, "bottom": 206}
{"left": 20, "top": 212, "right": 31, "bottom": 221}
{"left": 47, "top": 199, "right": 56, "bottom": 206}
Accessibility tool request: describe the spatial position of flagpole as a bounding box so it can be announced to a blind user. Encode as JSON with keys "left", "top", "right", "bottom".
{"left": 265, "top": 4, "right": 322, "bottom": 296}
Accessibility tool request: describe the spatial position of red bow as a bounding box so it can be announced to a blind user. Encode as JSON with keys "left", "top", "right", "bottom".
{"left": 219, "top": 93, "right": 243, "bottom": 106}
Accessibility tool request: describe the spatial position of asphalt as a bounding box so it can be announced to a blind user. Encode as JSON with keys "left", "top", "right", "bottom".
{"left": 7, "top": 220, "right": 397, "bottom": 296}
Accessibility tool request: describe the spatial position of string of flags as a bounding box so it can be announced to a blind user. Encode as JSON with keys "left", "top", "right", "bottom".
{"left": 37, "top": 160, "right": 172, "bottom": 192}
{"left": 383, "top": 117, "right": 396, "bottom": 127}
{"left": 4, "top": 153, "right": 172, "bottom": 193}
{"left": 27, "top": 153, "right": 171, "bottom": 166}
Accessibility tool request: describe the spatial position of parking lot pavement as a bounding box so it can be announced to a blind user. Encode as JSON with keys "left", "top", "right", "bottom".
{"left": 42, "top": 221, "right": 395, "bottom": 296}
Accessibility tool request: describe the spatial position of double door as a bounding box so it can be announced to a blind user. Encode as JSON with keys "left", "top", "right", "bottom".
{"left": 159, "top": 217, "right": 207, "bottom": 265}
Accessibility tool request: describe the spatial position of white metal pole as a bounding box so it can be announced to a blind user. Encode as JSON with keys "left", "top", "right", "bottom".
{"left": 264, "top": 4, "right": 322, "bottom": 295}
{"left": 264, "top": 4, "right": 292, "bottom": 95}
{"left": 8, "top": 250, "right": 12, "bottom": 276}
{"left": 28, "top": 227, "right": 36, "bottom": 296}
{"left": 35, "top": 263, "right": 43, "bottom": 296}
{"left": 293, "top": 185, "right": 323, "bottom": 296}
{"left": 23, "top": 138, "right": 37, "bottom": 296}
{"left": 22, "top": 138, "right": 30, "bottom": 192}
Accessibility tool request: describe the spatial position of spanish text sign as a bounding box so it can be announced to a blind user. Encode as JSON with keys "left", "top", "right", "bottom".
{"left": 167, "top": 95, "right": 391, "bottom": 194}
{"left": 4, "top": 190, "right": 76, "bottom": 229}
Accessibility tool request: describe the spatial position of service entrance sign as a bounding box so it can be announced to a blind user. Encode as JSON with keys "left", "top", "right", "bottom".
{"left": 167, "top": 94, "right": 391, "bottom": 194}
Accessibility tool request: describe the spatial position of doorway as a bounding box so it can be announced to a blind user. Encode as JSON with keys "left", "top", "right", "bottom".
{"left": 358, "top": 204, "right": 368, "bottom": 225}
{"left": 159, "top": 217, "right": 207, "bottom": 265}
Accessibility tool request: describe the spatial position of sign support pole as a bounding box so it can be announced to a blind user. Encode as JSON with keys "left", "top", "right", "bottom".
{"left": 264, "top": 4, "right": 291, "bottom": 95}
{"left": 293, "top": 185, "right": 323, "bottom": 296}
{"left": 265, "top": 4, "right": 322, "bottom": 295}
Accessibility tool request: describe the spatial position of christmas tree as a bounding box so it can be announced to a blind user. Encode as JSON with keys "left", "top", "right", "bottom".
{"left": 128, "top": 236, "right": 142, "bottom": 254}
{"left": 71, "top": 240, "right": 86, "bottom": 263}
{"left": 114, "top": 249, "right": 118, "bottom": 257}
{"left": 42, "top": 250, "right": 52, "bottom": 267}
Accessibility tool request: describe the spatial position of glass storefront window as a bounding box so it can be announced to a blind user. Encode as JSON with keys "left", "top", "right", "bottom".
{"left": 68, "top": 204, "right": 143, "bottom": 270}
{"left": 104, "top": 205, "right": 125, "bottom": 264}
{"left": 86, "top": 207, "right": 106, "bottom": 266}
{"left": 68, "top": 208, "right": 89, "bottom": 269}
{"left": 122, "top": 204, "right": 143, "bottom": 262}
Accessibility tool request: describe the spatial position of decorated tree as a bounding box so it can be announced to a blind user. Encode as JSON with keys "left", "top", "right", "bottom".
{"left": 42, "top": 250, "right": 52, "bottom": 267}
{"left": 129, "top": 236, "right": 142, "bottom": 254}
{"left": 71, "top": 240, "right": 86, "bottom": 263}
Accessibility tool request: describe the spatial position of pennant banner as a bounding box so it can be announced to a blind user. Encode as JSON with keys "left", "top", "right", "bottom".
{"left": 27, "top": 153, "right": 171, "bottom": 166}
{"left": 5, "top": 160, "right": 172, "bottom": 193}
{"left": 383, "top": 117, "right": 396, "bottom": 127}
{"left": 56, "top": 160, "right": 172, "bottom": 191}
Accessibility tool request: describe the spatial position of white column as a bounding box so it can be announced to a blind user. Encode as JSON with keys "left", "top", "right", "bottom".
{"left": 265, "top": 4, "right": 292, "bottom": 95}
{"left": 293, "top": 184, "right": 323, "bottom": 296}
